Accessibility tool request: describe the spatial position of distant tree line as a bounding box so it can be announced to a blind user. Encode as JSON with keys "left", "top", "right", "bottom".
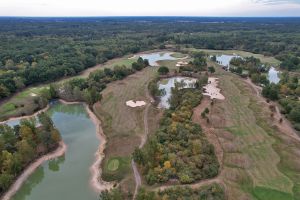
{"left": 1, "top": 17, "right": 300, "bottom": 100}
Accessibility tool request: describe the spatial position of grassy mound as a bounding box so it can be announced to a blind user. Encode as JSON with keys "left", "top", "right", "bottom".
{"left": 102, "top": 157, "right": 131, "bottom": 182}
{"left": 107, "top": 159, "right": 120, "bottom": 171}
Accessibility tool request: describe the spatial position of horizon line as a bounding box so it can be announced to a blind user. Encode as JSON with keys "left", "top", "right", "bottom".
{"left": 1, "top": 16, "right": 300, "bottom": 18}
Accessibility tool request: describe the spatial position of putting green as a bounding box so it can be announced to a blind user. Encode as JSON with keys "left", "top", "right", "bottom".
{"left": 107, "top": 159, "right": 120, "bottom": 171}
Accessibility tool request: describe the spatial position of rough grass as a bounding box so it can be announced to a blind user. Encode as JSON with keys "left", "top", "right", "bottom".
{"left": 94, "top": 57, "right": 184, "bottom": 193}
{"left": 170, "top": 52, "right": 186, "bottom": 58}
{"left": 211, "top": 64, "right": 300, "bottom": 200}
{"left": 253, "top": 186, "right": 294, "bottom": 200}
{"left": 107, "top": 159, "right": 120, "bottom": 171}
{"left": 102, "top": 157, "right": 131, "bottom": 182}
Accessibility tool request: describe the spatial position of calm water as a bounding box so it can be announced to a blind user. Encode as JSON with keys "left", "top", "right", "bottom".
{"left": 267, "top": 67, "right": 280, "bottom": 84}
{"left": 158, "top": 77, "right": 197, "bottom": 108}
{"left": 215, "top": 54, "right": 239, "bottom": 68}
{"left": 9, "top": 102, "right": 99, "bottom": 200}
{"left": 140, "top": 52, "right": 177, "bottom": 66}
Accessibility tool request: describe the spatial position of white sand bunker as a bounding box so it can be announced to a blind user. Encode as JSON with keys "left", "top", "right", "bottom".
{"left": 30, "top": 93, "right": 37, "bottom": 97}
{"left": 176, "top": 61, "right": 189, "bottom": 67}
{"left": 203, "top": 77, "right": 225, "bottom": 100}
{"left": 126, "top": 100, "right": 146, "bottom": 107}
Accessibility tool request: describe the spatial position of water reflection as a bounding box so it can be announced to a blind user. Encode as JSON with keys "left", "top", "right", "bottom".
{"left": 139, "top": 52, "right": 177, "bottom": 66}
{"left": 158, "top": 77, "right": 197, "bottom": 109}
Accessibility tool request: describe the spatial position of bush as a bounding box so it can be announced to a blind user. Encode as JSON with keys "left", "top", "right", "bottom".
{"left": 157, "top": 66, "right": 169, "bottom": 75}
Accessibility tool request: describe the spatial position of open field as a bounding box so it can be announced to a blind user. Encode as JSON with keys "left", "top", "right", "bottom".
{"left": 186, "top": 48, "right": 281, "bottom": 66}
{"left": 208, "top": 62, "right": 300, "bottom": 200}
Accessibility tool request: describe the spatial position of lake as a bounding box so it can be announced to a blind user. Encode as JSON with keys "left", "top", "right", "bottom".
{"left": 215, "top": 54, "right": 239, "bottom": 68}
{"left": 158, "top": 77, "right": 197, "bottom": 109}
{"left": 139, "top": 52, "right": 178, "bottom": 66}
{"left": 9, "top": 101, "right": 99, "bottom": 200}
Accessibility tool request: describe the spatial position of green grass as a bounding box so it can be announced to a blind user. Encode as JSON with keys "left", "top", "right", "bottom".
{"left": 253, "top": 186, "right": 294, "bottom": 200}
{"left": 212, "top": 64, "right": 298, "bottom": 199}
{"left": 107, "top": 159, "right": 120, "bottom": 171}
{"left": 170, "top": 52, "right": 186, "bottom": 58}
{"left": 102, "top": 156, "right": 131, "bottom": 182}
{"left": 1, "top": 103, "right": 16, "bottom": 113}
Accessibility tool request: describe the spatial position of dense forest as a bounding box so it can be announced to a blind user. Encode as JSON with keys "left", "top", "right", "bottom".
{"left": 0, "top": 113, "right": 61, "bottom": 194}
{"left": 99, "top": 184, "right": 224, "bottom": 200}
{"left": 133, "top": 86, "right": 219, "bottom": 185}
{"left": 262, "top": 72, "right": 300, "bottom": 130}
{"left": 1, "top": 17, "right": 300, "bottom": 100}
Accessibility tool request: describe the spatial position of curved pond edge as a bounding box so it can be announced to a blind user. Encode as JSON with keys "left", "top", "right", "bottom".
{"left": 1, "top": 141, "right": 67, "bottom": 200}
{"left": 58, "top": 99, "right": 115, "bottom": 192}
{"left": 0, "top": 99, "right": 113, "bottom": 200}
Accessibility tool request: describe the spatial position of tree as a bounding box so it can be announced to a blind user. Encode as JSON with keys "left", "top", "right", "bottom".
{"left": 16, "top": 139, "right": 34, "bottom": 164}
{"left": 262, "top": 84, "right": 279, "bottom": 100}
{"left": 157, "top": 66, "right": 169, "bottom": 75}
{"left": 0, "top": 173, "right": 13, "bottom": 190}
{"left": 208, "top": 66, "right": 215, "bottom": 73}
{"left": 289, "top": 107, "right": 300, "bottom": 123}
{"left": 0, "top": 84, "right": 10, "bottom": 98}
{"left": 132, "top": 148, "right": 145, "bottom": 165}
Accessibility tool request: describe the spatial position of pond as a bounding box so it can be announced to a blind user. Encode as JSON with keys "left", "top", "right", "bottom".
{"left": 158, "top": 77, "right": 197, "bottom": 109}
{"left": 139, "top": 52, "right": 178, "bottom": 66}
{"left": 267, "top": 66, "right": 280, "bottom": 84}
{"left": 215, "top": 54, "right": 239, "bottom": 68}
{"left": 8, "top": 101, "right": 99, "bottom": 200}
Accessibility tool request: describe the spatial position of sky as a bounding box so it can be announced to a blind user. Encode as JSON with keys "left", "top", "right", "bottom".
{"left": 0, "top": 0, "right": 300, "bottom": 17}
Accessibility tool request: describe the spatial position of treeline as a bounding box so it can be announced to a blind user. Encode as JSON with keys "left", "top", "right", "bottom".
{"left": 1, "top": 17, "right": 300, "bottom": 99}
{"left": 179, "top": 52, "right": 207, "bottom": 73}
{"left": 0, "top": 113, "right": 61, "bottom": 193}
{"left": 262, "top": 72, "right": 300, "bottom": 130}
{"left": 99, "top": 183, "right": 225, "bottom": 200}
{"left": 133, "top": 86, "right": 219, "bottom": 185}
{"left": 53, "top": 58, "right": 149, "bottom": 104}
{"left": 229, "top": 56, "right": 269, "bottom": 85}
{"left": 0, "top": 20, "right": 155, "bottom": 100}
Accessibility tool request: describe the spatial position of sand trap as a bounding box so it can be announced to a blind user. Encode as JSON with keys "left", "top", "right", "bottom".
{"left": 128, "top": 55, "right": 136, "bottom": 59}
{"left": 126, "top": 100, "right": 146, "bottom": 107}
{"left": 203, "top": 77, "right": 225, "bottom": 100}
{"left": 30, "top": 92, "right": 37, "bottom": 97}
{"left": 176, "top": 61, "right": 189, "bottom": 67}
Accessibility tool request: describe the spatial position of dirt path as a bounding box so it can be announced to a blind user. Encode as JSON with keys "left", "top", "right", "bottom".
{"left": 1, "top": 141, "right": 67, "bottom": 200}
{"left": 132, "top": 83, "right": 154, "bottom": 199}
{"left": 244, "top": 78, "right": 300, "bottom": 142}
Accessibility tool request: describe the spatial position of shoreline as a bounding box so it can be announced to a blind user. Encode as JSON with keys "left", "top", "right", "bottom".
{"left": 0, "top": 104, "right": 50, "bottom": 125}
{"left": 1, "top": 141, "right": 67, "bottom": 200}
{"left": 85, "top": 104, "right": 115, "bottom": 192}
{"left": 58, "top": 99, "right": 115, "bottom": 192}
{"left": 0, "top": 99, "right": 112, "bottom": 200}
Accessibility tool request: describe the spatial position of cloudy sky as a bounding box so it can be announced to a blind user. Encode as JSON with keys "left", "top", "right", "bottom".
{"left": 1, "top": 0, "right": 300, "bottom": 17}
